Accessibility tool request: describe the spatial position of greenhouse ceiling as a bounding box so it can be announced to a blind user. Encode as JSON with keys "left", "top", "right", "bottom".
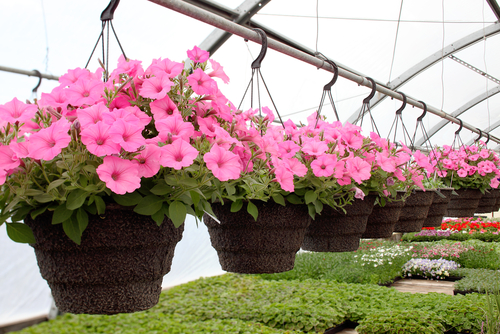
{"left": 1, "top": 0, "right": 499, "bottom": 149}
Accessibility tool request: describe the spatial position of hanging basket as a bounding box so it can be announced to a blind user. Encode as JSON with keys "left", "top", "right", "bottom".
{"left": 301, "top": 195, "right": 376, "bottom": 252}
{"left": 203, "top": 201, "right": 311, "bottom": 274}
{"left": 362, "top": 192, "right": 405, "bottom": 239}
{"left": 25, "top": 204, "right": 184, "bottom": 315}
{"left": 422, "top": 188, "right": 453, "bottom": 228}
{"left": 475, "top": 189, "right": 500, "bottom": 214}
{"left": 446, "top": 188, "right": 483, "bottom": 217}
{"left": 393, "top": 190, "right": 434, "bottom": 233}
{"left": 492, "top": 189, "right": 500, "bottom": 212}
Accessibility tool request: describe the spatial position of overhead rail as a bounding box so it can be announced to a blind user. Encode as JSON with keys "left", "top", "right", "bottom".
{"left": 148, "top": 0, "right": 500, "bottom": 145}
{"left": 0, "top": 65, "right": 59, "bottom": 81}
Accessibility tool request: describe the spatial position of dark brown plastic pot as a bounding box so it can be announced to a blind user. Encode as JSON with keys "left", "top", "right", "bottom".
{"left": 492, "top": 189, "right": 500, "bottom": 212}
{"left": 422, "top": 188, "right": 453, "bottom": 228}
{"left": 393, "top": 190, "right": 434, "bottom": 233}
{"left": 301, "top": 195, "right": 376, "bottom": 252}
{"left": 362, "top": 192, "right": 405, "bottom": 239}
{"left": 203, "top": 201, "right": 311, "bottom": 274}
{"left": 25, "top": 204, "right": 184, "bottom": 315}
{"left": 446, "top": 188, "right": 483, "bottom": 217}
{"left": 475, "top": 188, "right": 500, "bottom": 214}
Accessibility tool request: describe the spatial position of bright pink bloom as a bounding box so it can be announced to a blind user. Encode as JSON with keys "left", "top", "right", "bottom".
{"left": 28, "top": 119, "right": 71, "bottom": 161}
{"left": 156, "top": 114, "right": 195, "bottom": 142}
{"left": 302, "top": 140, "right": 328, "bottom": 157}
{"left": 102, "top": 108, "right": 140, "bottom": 126}
{"left": 96, "top": 156, "right": 141, "bottom": 194}
{"left": 108, "top": 118, "right": 146, "bottom": 152}
{"left": 274, "top": 163, "right": 294, "bottom": 192}
{"left": 345, "top": 156, "right": 371, "bottom": 184}
{"left": 134, "top": 144, "right": 162, "bottom": 178}
{"left": 39, "top": 86, "right": 68, "bottom": 111}
{"left": 9, "top": 141, "right": 30, "bottom": 159}
{"left": 139, "top": 72, "right": 174, "bottom": 100}
{"left": 490, "top": 178, "right": 499, "bottom": 189}
{"left": 147, "top": 58, "right": 183, "bottom": 78}
{"left": 110, "top": 55, "right": 144, "bottom": 79}
{"left": 341, "top": 131, "right": 363, "bottom": 149}
{"left": 208, "top": 59, "right": 230, "bottom": 83}
{"left": 311, "top": 154, "right": 337, "bottom": 177}
{"left": 59, "top": 67, "right": 93, "bottom": 86}
{"left": 457, "top": 169, "right": 468, "bottom": 177}
{"left": 480, "top": 149, "right": 491, "bottom": 159}
{"left": 160, "top": 140, "right": 199, "bottom": 170}
{"left": 77, "top": 102, "right": 110, "bottom": 128}
{"left": 203, "top": 144, "right": 241, "bottom": 181}
{"left": 65, "top": 79, "right": 105, "bottom": 106}
{"left": 286, "top": 158, "right": 308, "bottom": 177}
{"left": 278, "top": 141, "right": 300, "bottom": 159}
{"left": 81, "top": 122, "right": 121, "bottom": 156}
{"left": 0, "top": 98, "right": 38, "bottom": 124}
{"left": 0, "top": 169, "right": 6, "bottom": 185}
{"left": 187, "top": 68, "right": 218, "bottom": 95}
{"left": 376, "top": 151, "right": 397, "bottom": 173}
{"left": 351, "top": 187, "right": 365, "bottom": 200}
{"left": 0, "top": 144, "right": 20, "bottom": 170}
{"left": 150, "top": 96, "right": 179, "bottom": 120}
{"left": 197, "top": 116, "right": 219, "bottom": 138}
{"left": 187, "top": 46, "right": 210, "bottom": 63}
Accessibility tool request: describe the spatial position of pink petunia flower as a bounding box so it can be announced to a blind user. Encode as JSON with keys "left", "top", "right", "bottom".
{"left": 156, "top": 114, "right": 195, "bottom": 142}
{"left": 187, "top": 46, "right": 210, "bottom": 63}
{"left": 203, "top": 144, "right": 241, "bottom": 181}
{"left": 147, "top": 58, "right": 183, "bottom": 78}
{"left": 187, "top": 68, "right": 218, "bottom": 96}
{"left": 208, "top": 59, "right": 230, "bottom": 83}
{"left": 139, "top": 72, "right": 174, "bottom": 100}
{"left": 286, "top": 157, "right": 308, "bottom": 177}
{"left": 0, "top": 144, "right": 20, "bottom": 170}
{"left": 96, "top": 156, "right": 141, "bottom": 194}
{"left": 28, "top": 119, "right": 71, "bottom": 161}
{"left": 278, "top": 141, "right": 300, "bottom": 159}
{"left": 80, "top": 122, "right": 121, "bottom": 157}
{"left": 302, "top": 140, "right": 328, "bottom": 157}
{"left": 150, "top": 95, "right": 179, "bottom": 120}
{"left": 77, "top": 102, "right": 110, "bottom": 128}
{"left": 0, "top": 98, "right": 38, "bottom": 125}
{"left": 65, "top": 78, "right": 105, "bottom": 106}
{"left": 160, "top": 139, "right": 199, "bottom": 170}
{"left": 345, "top": 156, "right": 371, "bottom": 184}
{"left": 133, "top": 144, "right": 162, "bottom": 177}
{"left": 311, "top": 154, "right": 337, "bottom": 177}
{"left": 274, "top": 162, "right": 295, "bottom": 192}
{"left": 108, "top": 118, "right": 146, "bottom": 152}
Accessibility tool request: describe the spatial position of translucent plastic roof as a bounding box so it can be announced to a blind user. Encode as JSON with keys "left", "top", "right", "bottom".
{"left": 1, "top": 0, "right": 499, "bottom": 148}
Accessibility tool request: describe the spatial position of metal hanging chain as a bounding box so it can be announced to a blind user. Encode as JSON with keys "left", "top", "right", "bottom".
{"left": 85, "top": 0, "right": 127, "bottom": 80}
{"left": 387, "top": 92, "right": 414, "bottom": 148}
{"left": 354, "top": 77, "right": 380, "bottom": 136}
{"left": 314, "top": 52, "right": 340, "bottom": 127}
{"left": 238, "top": 28, "right": 285, "bottom": 130}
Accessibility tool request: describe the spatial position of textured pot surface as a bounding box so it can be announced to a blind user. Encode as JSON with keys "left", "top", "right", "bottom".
{"left": 475, "top": 189, "right": 500, "bottom": 214}
{"left": 363, "top": 193, "right": 405, "bottom": 239}
{"left": 302, "top": 195, "right": 376, "bottom": 252}
{"left": 25, "top": 204, "right": 184, "bottom": 315}
{"left": 422, "top": 189, "right": 453, "bottom": 228}
{"left": 446, "top": 188, "right": 483, "bottom": 217}
{"left": 394, "top": 190, "right": 434, "bottom": 233}
{"left": 203, "top": 201, "right": 311, "bottom": 274}
{"left": 492, "top": 189, "right": 500, "bottom": 212}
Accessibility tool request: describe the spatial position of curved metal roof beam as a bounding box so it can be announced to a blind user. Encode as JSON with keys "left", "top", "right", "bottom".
{"left": 415, "top": 85, "right": 500, "bottom": 146}
{"left": 346, "top": 22, "right": 500, "bottom": 124}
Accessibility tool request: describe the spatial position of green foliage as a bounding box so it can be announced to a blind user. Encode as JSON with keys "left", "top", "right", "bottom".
{"left": 356, "top": 310, "right": 445, "bottom": 334}
{"left": 402, "top": 231, "right": 500, "bottom": 243}
{"left": 453, "top": 268, "right": 500, "bottom": 294}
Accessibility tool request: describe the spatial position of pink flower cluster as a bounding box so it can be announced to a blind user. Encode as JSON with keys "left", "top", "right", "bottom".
{"left": 411, "top": 242, "right": 474, "bottom": 259}
{"left": 429, "top": 144, "right": 500, "bottom": 189}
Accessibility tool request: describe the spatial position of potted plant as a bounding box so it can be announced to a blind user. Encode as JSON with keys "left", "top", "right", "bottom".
{"left": 0, "top": 46, "right": 246, "bottom": 314}
{"left": 429, "top": 143, "right": 500, "bottom": 217}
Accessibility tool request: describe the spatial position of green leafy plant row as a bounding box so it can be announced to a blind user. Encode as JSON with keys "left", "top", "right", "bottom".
{"left": 452, "top": 268, "right": 500, "bottom": 294}
{"left": 402, "top": 231, "right": 500, "bottom": 243}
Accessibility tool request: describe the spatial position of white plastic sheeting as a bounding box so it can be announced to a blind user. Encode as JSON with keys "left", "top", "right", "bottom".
{"left": 0, "top": 215, "right": 224, "bottom": 327}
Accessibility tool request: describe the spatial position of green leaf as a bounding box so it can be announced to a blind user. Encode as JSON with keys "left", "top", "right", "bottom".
{"left": 134, "top": 195, "right": 163, "bottom": 216}
{"left": 47, "top": 179, "right": 66, "bottom": 192}
{"left": 178, "top": 178, "right": 198, "bottom": 188}
{"left": 82, "top": 164, "right": 96, "bottom": 173}
{"left": 286, "top": 193, "right": 302, "bottom": 204}
{"left": 313, "top": 199, "right": 323, "bottom": 214}
{"left": 190, "top": 190, "right": 200, "bottom": 208}
{"left": 247, "top": 201, "right": 258, "bottom": 221}
{"left": 11, "top": 205, "right": 33, "bottom": 222}
{"left": 76, "top": 208, "right": 88, "bottom": 234}
{"left": 94, "top": 196, "right": 106, "bottom": 215}
{"left": 66, "top": 189, "right": 88, "bottom": 210}
{"left": 272, "top": 193, "right": 286, "bottom": 206}
{"left": 151, "top": 209, "right": 165, "bottom": 226}
{"left": 112, "top": 192, "right": 143, "bottom": 206}
{"left": 231, "top": 199, "right": 243, "bottom": 212}
{"left": 305, "top": 190, "right": 317, "bottom": 204}
{"left": 30, "top": 205, "right": 48, "bottom": 220}
{"left": 6, "top": 223, "right": 36, "bottom": 244}
{"left": 33, "top": 193, "right": 55, "bottom": 203}
{"left": 169, "top": 201, "right": 186, "bottom": 228}
{"left": 308, "top": 203, "right": 316, "bottom": 220}
{"left": 150, "top": 181, "right": 172, "bottom": 196}
{"left": 63, "top": 217, "right": 81, "bottom": 245}
{"left": 225, "top": 184, "right": 236, "bottom": 196}
{"left": 52, "top": 205, "right": 73, "bottom": 224}
{"left": 23, "top": 189, "right": 45, "bottom": 196}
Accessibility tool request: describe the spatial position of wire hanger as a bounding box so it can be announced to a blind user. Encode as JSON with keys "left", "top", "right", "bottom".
{"left": 238, "top": 28, "right": 284, "bottom": 131}
{"left": 31, "top": 69, "right": 42, "bottom": 99}
{"left": 410, "top": 101, "right": 430, "bottom": 151}
{"left": 451, "top": 118, "right": 464, "bottom": 149}
{"left": 314, "top": 55, "right": 340, "bottom": 127}
{"left": 387, "top": 91, "right": 413, "bottom": 148}
{"left": 85, "top": 0, "right": 127, "bottom": 81}
{"left": 474, "top": 128, "right": 482, "bottom": 143}
{"left": 354, "top": 77, "right": 380, "bottom": 135}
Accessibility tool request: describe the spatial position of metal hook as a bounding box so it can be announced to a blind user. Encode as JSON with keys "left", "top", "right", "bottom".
{"left": 32, "top": 70, "right": 42, "bottom": 93}
{"left": 101, "top": 0, "right": 120, "bottom": 21}
{"left": 362, "top": 77, "right": 376, "bottom": 104}
{"left": 486, "top": 132, "right": 490, "bottom": 145}
{"left": 395, "top": 92, "right": 407, "bottom": 115}
{"left": 417, "top": 101, "right": 427, "bottom": 121}
{"left": 251, "top": 28, "right": 268, "bottom": 69}
{"left": 474, "top": 128, "right": 482, "bottom": 142}
{"left": 323, "top": 59, "right": 339, "bottom": 91}
{"left": 455, "top": 118, "right": 463, "bottom": 135}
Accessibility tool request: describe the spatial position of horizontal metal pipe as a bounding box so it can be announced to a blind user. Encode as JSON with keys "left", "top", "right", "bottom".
{"left": 149, "top": 0, "right": 500, "bottom": 144}
{"left": 0, "top": 65, "right": 60, "bottom": 81}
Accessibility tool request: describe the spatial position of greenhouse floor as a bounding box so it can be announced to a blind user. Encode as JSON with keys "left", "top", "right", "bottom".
{"left": 335, "top": 278, "right": 456, "bottom": 334}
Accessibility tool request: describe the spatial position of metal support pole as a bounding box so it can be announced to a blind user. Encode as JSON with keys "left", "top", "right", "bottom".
{"left": 0, "top": 65, "right": 59, "bottom": 81}
{"left": 147, "top": 0, "right": 500, "bottom": 145}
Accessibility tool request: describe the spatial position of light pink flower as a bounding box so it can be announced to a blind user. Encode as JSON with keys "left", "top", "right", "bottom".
{"left": 96, "top": 156, "right": 141, "bottom": 194}
{"left": 108, "top": 118, "right": 146, "bottom": 152}
{"left": 208, "top": 59, "right": 229, "bottom": 83}
{"left": 376, "top": 151, "right": 397, "bottom": 173}
{"left": 187, "top": 68, "right": 218, "bottom": 95}
{"left": 147, "top": 58, "right": 183, "bottom": 78}
{"left": 0, "top": 144, "right": 20, "bottom": 170}
{"left": 203, "top": 144, "right": 241, "bottom": 181}
{"left": 345, "top": 156, "right": 371, "bottom": 184}
{"left": 274, "top": 163, "right": 294, "bottom": 192}
{"left": 311, "top": 154, "right": 337, "bottom": 177}
{"left": 160, "top": 140, "right": 199, "bottom": 170}
{"left": 139, "top": 72, "right": 174, "bottom": 100}
{"left": 59, "top": 67, "right": 93, "bottom": 86}
{"left": 187, "top": 46, "right": 210, "bottom": 63}
{"left": 28, "top": 119, "right": 71, "bottom": 161}
{"left": 351, "top": 187, "right": 365, "bottom": 200}
{"left": 150, "top": 95, "right": 179, "bottom": 120}
{"left": 80, "top": 122, "right": 121, "bottom": 156}
{"left": 65, "top": 79, "right": 105, "bottom": 106}
{"left": 457, "top": 169, "right": 468, "bottom": 177}
{"left": 77, "top": 102, "right": 110, "bottom": 128}
{"left": 286, "top": 158, "right": 308, "bottom": 177}
{"left": 133, "top": 144, "right": 162, "bottom": 178}
{"left": 0, "top": 98, "right": 38, "bottom": 124}
{"left": 156, "top": 114, "right": 195, "bottom": 142}
{"left": 278, "top": 141, "right": 300, "bottom": 159}
{"left": 302, "top": 140, "right": 328, "bottom": 157}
